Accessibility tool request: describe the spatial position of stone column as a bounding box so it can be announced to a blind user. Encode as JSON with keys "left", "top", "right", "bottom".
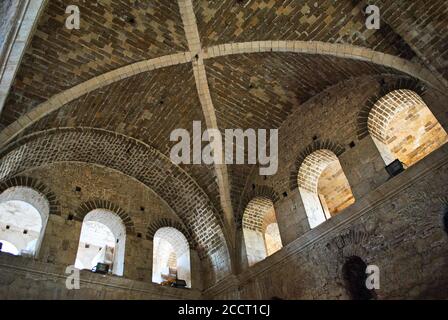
{"left": 274, "top": 189, "right": 311, "bottom": 246}
{"left": 38, "top": 214, "right": 81, "bottom": 266}
{"left": 339, "top": 136, "right": 389, "bottom": 200}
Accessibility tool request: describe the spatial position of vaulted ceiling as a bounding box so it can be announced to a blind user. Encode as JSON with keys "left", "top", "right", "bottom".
{"left": 0, "top": 0, "right": 447, "bottom": 275}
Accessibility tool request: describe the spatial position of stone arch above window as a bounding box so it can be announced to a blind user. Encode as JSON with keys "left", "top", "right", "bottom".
{"left": 290, "top": 140, "right": 345, "bottom": 191}
{"left": 74, "top": 208, "right": 127, "bottom": 276}
{"left": 75, "top": 200, "right": 134, "bottom": 235}
{"left": 242, "top": 196, "right": 283, "bottom": 267}
{"left": 297, "top": 149, "right": 355, "bottom": 229}
{"left": 357, "top": 77, "right": 427, "bottom": 140}
{"left": 0, "top": 176, "right": 61, "bottom": 216}
{"left": 238, "top": 185, "right": 279, "bottom": 228}
{"left": 367, "top": 89, "right": 448, "bottom": 167}
{"left": 146, "top": 218, "right": 195, "bottom": 249}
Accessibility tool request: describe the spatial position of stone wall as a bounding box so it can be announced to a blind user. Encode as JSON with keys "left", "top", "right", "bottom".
{"left": 207, "top": 144, "right": 448, "bottom": 299}
{"left": 241, "top": 75, "right": 448, "bottom": 248}
{"left": 227, "top": 73, "right": 448, "bottom": 297}
{"left": 0, "top": 253, "right": 201, "bottom": 300}
{"left": 0, "top": 162, "right": 204, "bottom": 294}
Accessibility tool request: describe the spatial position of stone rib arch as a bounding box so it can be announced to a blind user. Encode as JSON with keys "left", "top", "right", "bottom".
{"left": 202, "top": 41, "right": 445, "bottom": 90}
{"left": 75, "top": 200, "right": 135, "bottom": 235}
{"left": 237, "top": 185, "right": 280, "bottom": 228}
{"left": 0, "top": 127, "right": 231, "bottom": 281}
{"left": 0, "top": 175, "right": 61, "bottom": 216}
{"left": 146, "top": 218, "right": 195, "bottom": 249}
{"left": 356, "top": 77, "right": 427, "bottom": 140}
{"left": 290, "top": 140, "right": 346, "bottom": 191}
{"left": 0, "top": 41, "right": 444, "bottom": 149}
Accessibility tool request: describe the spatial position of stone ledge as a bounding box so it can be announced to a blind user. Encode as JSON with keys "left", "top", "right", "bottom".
{"left": 0, "top": 253, "right": 202, "bottom": 300}
{"left": 205, "top": 143, "right": 448, "bottom": 296}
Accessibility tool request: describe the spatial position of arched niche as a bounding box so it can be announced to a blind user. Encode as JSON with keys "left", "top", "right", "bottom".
{"left": 242, "top": 197, "right": 283, "bottom": 267}
{"left": 342, "top": 256, "right": 376, "bottom": 300}
{"left": 74, "top": 209, "right": 126, "bottom": 276}
{"left": 298, "top": 150, "right": 355, "bottom": 229}
{"left": 152, "top": 227, "right": 191, "bottom": 288}
{"left": 368, "top": 89, "right": 448, "bottom": 168}
{"left": 0, "top": 186, "right": 49, "bottom": 257}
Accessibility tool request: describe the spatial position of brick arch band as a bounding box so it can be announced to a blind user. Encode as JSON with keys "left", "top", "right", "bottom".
{"left": 290, "top": 139, "right": 346, "bottom": 191}
{"left": 75, "top": 199, "right": 135, "bottom": 235}
{"left": 0, "top": 127, "right": 231, "bottom": 282}
{"left": 146, "top": 218, "right": 195, "bottom": 249}
{"left": 0, "top": 175, "right": 61, "bottom": 216}
{"left": 356, "top": 77, "right": 427, "bottom": 140}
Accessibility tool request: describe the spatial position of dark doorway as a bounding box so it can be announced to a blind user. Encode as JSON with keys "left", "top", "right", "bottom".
{"left": 342, "top": 256, "right": 376, "bottom": 300}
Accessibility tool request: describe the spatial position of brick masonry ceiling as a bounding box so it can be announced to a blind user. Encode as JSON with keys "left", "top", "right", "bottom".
{"left": 1, "top": 0, "right": 447, "bottom": 277}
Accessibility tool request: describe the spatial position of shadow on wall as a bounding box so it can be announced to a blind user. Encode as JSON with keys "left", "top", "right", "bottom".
{"left": 342, "top": 256, "right": 376, "bottom": 300}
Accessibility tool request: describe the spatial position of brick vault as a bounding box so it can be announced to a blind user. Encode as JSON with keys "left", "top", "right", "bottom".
{"left": 0, "top": 0, "right": 447, "bottom": 300}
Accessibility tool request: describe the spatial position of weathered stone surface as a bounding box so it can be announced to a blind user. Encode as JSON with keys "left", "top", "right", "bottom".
{"left": 0, "top": 0, "right": 447, "bottom": 300}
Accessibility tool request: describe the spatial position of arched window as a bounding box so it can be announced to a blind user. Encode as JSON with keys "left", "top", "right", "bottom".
{"left": 368, "top": 89, "right": 448, "bottom": 168}
{"left": 243, "top": 197, "right": 283, "bottom": 266}
{"left": 298, "top": 150, "right": 355, "bottom": 229}
{"left": 74, "top": 209, "right": 126, "bottom": 276}
{"left": 0, "top": 187, "right": 49, "bottom": 257}
{"left": 0, "top": 240, "right": 19, "bottom": 255}
{"left": 342, "top": 256, "right": 375, "bottom": 300}
{"left": 152, "top": 227, "right": 191, "bottom": 288}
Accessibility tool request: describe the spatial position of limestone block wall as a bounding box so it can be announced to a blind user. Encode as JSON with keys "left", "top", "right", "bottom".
{"left": 207, "top": 144, "right": 448, "bottom": 299}
{"left": 243, "top": 75, "right": 448, "bottom": 249}
{"left": 2, "top": 162, "right": 204, "bottom": 291}
{"left": 0, "top": 253, "right": 201, "bottom": 300}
